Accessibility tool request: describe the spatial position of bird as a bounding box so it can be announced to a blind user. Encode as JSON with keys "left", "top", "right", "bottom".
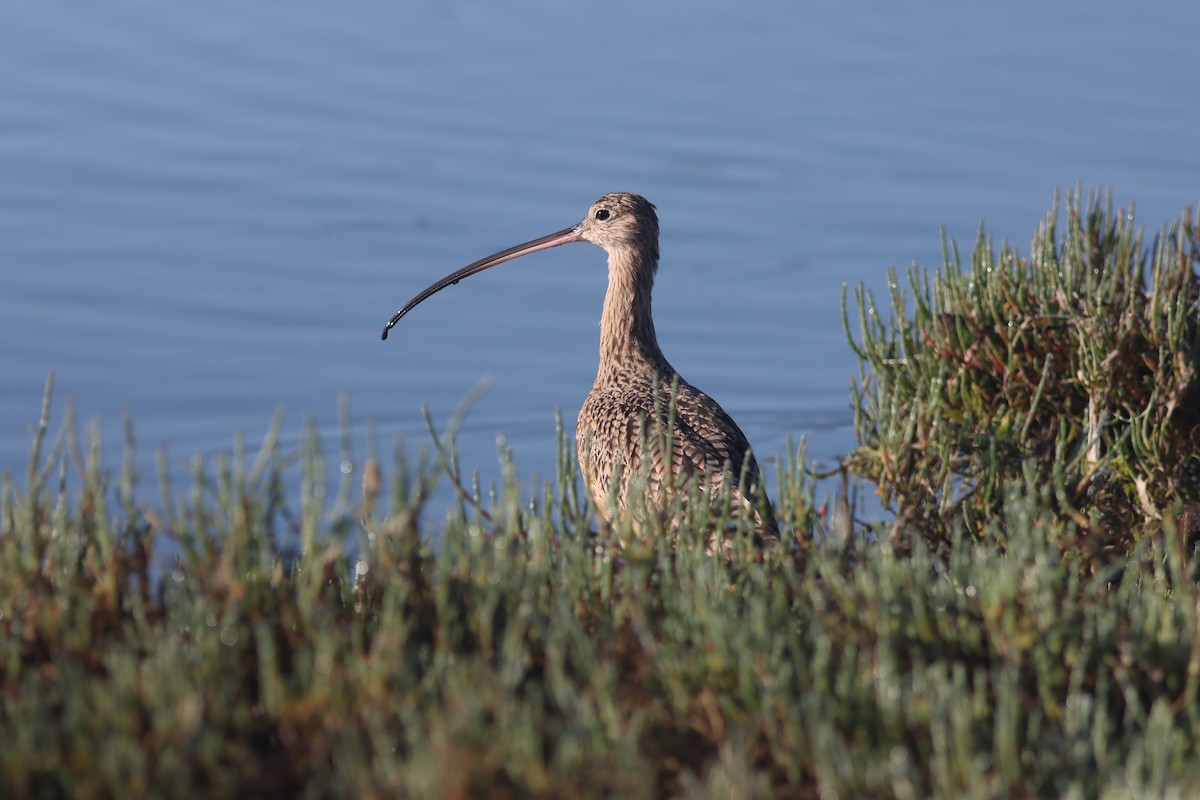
{"left": 382, "top": 192, "right": 778, "bottom": 542}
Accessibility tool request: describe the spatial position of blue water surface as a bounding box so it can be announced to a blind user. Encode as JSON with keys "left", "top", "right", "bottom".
{"left": 2, "top": 1, "right": 1197, "bottom": 526}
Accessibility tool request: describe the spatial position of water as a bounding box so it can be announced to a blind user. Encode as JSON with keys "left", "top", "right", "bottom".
{"left": 2, "top": 1, "right": 1198, "bottom": 524}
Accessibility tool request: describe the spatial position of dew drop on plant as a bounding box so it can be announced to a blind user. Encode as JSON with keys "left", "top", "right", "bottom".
{"left": 964, "top": 585, "right": 977, "bottom": 597}
{"left": 355, "top": 560, "right": 368, "bottom": 577}
{"left": 890, "top": 745, "right": 908, "bottom": 765}
{"left": 220, "top": 627, "right": 239, "bottom": 646}
{"left": 468, "top": 525, "right": 480, "bottom": 537}
{"left": 339, "top": 460, "right": 352, "bottom": 475}
{"left": 172, "top": 569, "right": 185, "bottom": 583}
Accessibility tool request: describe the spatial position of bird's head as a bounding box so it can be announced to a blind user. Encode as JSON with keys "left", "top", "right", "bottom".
{"left": 381, "top": 191, "right": 660, "bottom": 339}
{"left": 577, "top": 192, "right": 659, "bottom": 266}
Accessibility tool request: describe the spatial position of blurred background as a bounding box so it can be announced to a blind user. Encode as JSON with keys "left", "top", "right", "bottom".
{"left": 2, "top": 1, "right": 1198, "bottom": 522}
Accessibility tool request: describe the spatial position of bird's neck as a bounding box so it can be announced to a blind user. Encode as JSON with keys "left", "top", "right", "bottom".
{"left": 596, "top": 249, "right": 670, "bottom": 383}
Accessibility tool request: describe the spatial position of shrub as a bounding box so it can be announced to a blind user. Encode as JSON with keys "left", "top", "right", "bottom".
{"left": 846, "top": 188, "right": 1200, "bottom": 553}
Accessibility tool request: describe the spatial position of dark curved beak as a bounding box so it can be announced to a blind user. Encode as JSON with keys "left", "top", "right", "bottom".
{"left": 382, "top": 224, "right": 584, "bottom": 340}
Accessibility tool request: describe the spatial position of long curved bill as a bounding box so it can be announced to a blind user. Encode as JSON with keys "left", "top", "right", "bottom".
{"left": 382, "top": 224, "right": 584, "bottom": 340}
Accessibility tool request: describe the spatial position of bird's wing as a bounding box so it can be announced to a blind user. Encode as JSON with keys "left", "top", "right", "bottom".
{"left": 577, "top": 377, "right": 777, "bottom": 536}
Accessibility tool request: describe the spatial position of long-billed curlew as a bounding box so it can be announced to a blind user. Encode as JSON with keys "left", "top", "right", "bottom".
{"left": 382, "top": 192, "right": 778, "bottom": 540}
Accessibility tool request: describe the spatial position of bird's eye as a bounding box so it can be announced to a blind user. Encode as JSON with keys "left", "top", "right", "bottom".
{"left": 594, "top": 208, "right": 611, "bottom": 221}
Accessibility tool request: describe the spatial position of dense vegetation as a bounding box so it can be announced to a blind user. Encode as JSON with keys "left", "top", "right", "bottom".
{"left": 847, "top": 188, "right": 1200, "bottom": 555}
{"left": 2, "top": 189, "right": 1198, "bottom": 798}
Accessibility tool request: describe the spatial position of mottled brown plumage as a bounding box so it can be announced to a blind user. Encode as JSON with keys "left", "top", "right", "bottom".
{"left": 383, "top": 192, "right": 777, "bottom": 539}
